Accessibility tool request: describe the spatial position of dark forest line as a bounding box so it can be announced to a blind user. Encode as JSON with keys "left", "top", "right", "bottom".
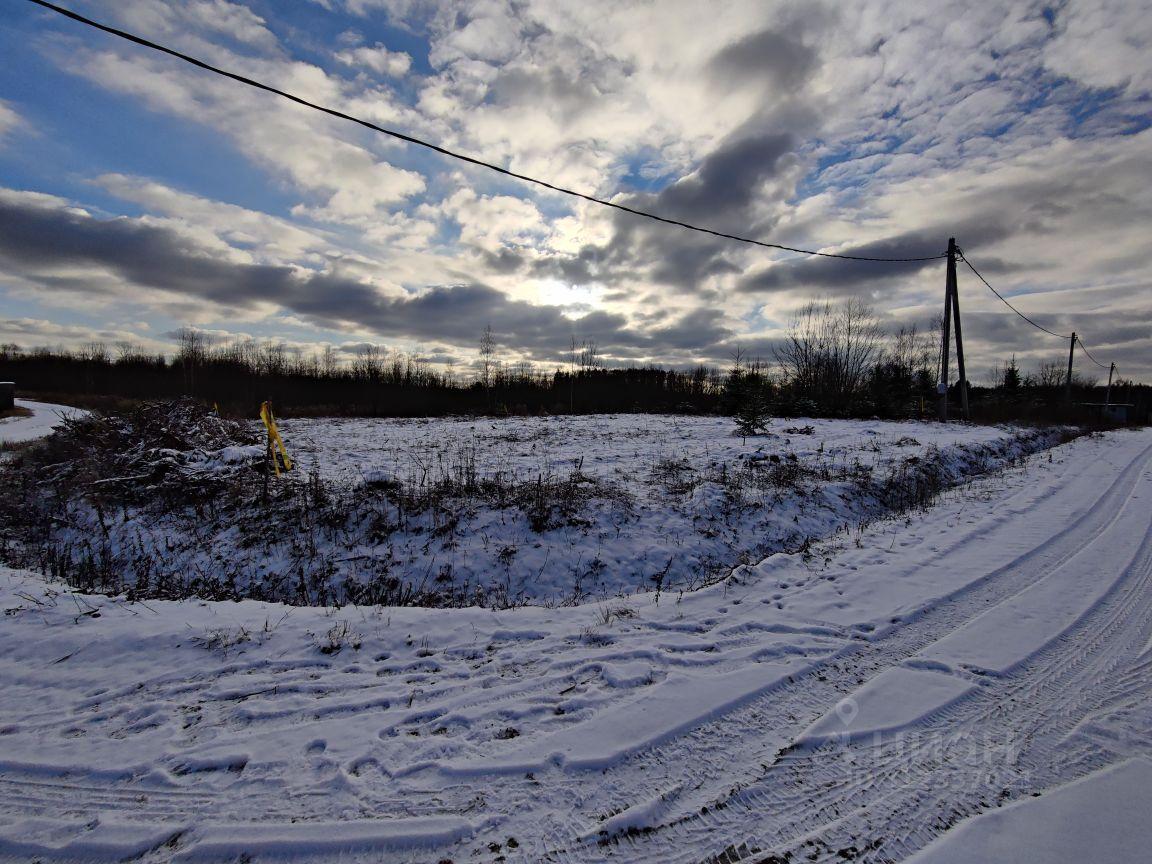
{"left": 2, "top": 342, "right": 1147, "bottom": 425}
{"left": 2, "top": 299, "right": 1147, "bottom": 423}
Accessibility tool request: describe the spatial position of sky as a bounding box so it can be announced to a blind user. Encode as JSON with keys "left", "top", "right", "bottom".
{"left": 0, "top": 0, "right": 1149, "bottom": 382}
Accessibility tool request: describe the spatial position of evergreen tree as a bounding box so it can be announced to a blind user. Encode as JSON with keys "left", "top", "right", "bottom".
{"left": 1003, "top": 354, "right": 1021, "bottom": 392}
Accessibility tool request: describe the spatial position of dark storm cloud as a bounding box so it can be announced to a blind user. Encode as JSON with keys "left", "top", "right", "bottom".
{"left": 0, "top": 198, "right": 287, "bottom": 307}
{"left": 707, "top": 28, "right": 818, "bottom": 92}
{"left": 566, "top": 25, "right": 824, "bottom": 296}
{"left": 655, "top": 132, "right": 797, "bottom": 223}
{"left": 478, "top": 246, "right": 526, "bottom": 274}
{"left": 0, "top": 197, "right": 736, "bottom": 360}
{"left": 647, "top": 307, "right": 732, "bottom": 350}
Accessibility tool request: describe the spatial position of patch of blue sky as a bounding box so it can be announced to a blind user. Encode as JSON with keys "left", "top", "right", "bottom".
{"left": 0, "top": 31, "right": 298, "bottom": 219}
{"left": 0, "top": 293, "right": 60, "bottom": 324}
{"left": 742, "top": 304, "right": 781, "bottom": 332}
{"left": 1013, "top": 69, "right": 1149, "bottom": 138}
{"left": 428, "top": 212, "right": 462, "bottom": 248}
{"left": 616, "top": 148, "right": 680, "bottom": 195}
{"left": 0, "top": 291, "right": 135, "bottom": 340}
{"left": 792, "top": 140, "right": 901, "bottom": 202}
{"left": 1013, "top": 79, "right": 1051, "bottom": 117}
{"left": 1063, "top": 87, "right": 1150, "bottom": 137}
{"left": 253, "top": 0, "right": 437, "bottom": 77}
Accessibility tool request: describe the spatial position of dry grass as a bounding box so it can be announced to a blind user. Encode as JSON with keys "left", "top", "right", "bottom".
{"left": 0, "top": 399, "right": 1079, "bottom": 610}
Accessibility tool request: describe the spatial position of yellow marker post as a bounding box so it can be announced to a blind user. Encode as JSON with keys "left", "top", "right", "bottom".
{"left": 259, "top": 401, "right": 292, "bottom": 476}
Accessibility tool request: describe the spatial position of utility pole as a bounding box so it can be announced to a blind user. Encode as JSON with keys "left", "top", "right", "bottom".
{"left": 937, "top": 238, "right": 957, "bottom": 422}
{"left": 1105, "top": 362, "right": 1115, "bottom": 408}
{"left": 947, "top": 238, "right": 969, "bottom": 419}
{"left": 1065, "top": 332, "right": 1077, "bottom": 405}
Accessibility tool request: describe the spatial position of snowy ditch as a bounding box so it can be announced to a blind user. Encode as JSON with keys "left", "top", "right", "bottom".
{"left": 0, "top": 404, "right": 1071, "bottom": 607}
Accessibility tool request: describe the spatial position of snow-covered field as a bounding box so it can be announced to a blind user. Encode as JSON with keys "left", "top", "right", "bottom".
{"left": 12, "top": 409, "right": 1058, "bottom": 606}
{"left": 0, "top": 398, "right": 82, "bottom": 446}
{"left": 2, "top": 426, "right": 1150, "bottom": 863}
{"left": 267, "top": 414, "right": 1046, "bottom": 603}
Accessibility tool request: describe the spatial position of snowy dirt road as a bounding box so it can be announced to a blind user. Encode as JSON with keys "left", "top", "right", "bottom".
{"left": 0, "top": 399, "right": 82, "bottom": 447}
{"left": 1, "top": 428, "right": 1151, "bottom": 863}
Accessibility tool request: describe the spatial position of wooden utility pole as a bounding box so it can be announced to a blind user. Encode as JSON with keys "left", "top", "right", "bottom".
{"left": 938, "top": 238, "right": 963, "bottom": 421}
{"left": 947, "top": 239, "right": 969, "bottom": 419}
{"left": 1105, "top": 362, "right": 1115, "bottom": 408}
{"left": 1065, "top": 332, "right": 1077, "bottom": 405}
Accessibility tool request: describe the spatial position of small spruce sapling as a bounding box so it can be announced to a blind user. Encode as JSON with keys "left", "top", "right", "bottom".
{"left": 735, "top": 390, "right": 771, "bottom": 440}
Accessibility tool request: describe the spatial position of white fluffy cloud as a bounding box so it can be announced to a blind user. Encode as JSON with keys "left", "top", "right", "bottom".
{"left": 1045, "top": 0, "right": 1152, "bottom": 95}
{"left": 335, "top": 44, "right": 413, "bottom": 77}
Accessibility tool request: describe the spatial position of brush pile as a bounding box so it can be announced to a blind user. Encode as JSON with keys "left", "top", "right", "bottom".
{"left": 6, "top": 398, "right": 263, "bottom": 504}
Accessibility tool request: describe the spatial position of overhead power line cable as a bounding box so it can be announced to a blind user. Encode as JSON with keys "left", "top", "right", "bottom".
{"left": 958, "top": 252, "right": 1072, "bottom": 339}
{"left": 24, "top": 0, "right": 948, "bottom": 263}
{"left": 960, "top": 251, "right": 1121, "bottom": 375}
{"left": 1076, "top": 338, "right": 1111, "bottom": 370}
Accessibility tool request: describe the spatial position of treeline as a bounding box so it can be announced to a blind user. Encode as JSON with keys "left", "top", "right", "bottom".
{"left": 0, "top": 336, "right": 722, "bottom": 417}
{"left": 722, "top": 299, "right": 1148, "bottom": 426}
{"left": 1, "top": 302, "right": 1146, "bottom": 423}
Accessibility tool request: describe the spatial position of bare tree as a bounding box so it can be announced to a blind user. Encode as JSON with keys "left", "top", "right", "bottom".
{"left": 114, "top": 341, "right": 144, "bottom": 365}
{"left": 259, "top": 340, "right": 288, "bottom": 377}
{"left": 353, "top": 344, "right": 384, "bottom": 382}
{"left": 479, "top": 325, "right": 495, "bottom": 389}
{"left": 577, "top": 338, "right": 601, "bottom": 371}
{"left": 775, "top": 299, "right": 885, "bottom": 408}
{"left": 1033, "top": 360, "right": 1066, "bottom": 389}
{"left": 175, "top": 328, "right": 212, "bottom": 395}
{"left": 320, "top": 345, "right": 339, "bottom": 378}
{"left": 889, "top": 324, "right": 934, "bottom": 381}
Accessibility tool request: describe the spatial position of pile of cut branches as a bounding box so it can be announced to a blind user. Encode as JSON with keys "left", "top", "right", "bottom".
{"left": 5, "top": 398, "right": 263, "bottom": 505}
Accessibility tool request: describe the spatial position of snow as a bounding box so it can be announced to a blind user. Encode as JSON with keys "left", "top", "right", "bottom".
{"left": 0, "top": 815, "right": 480, "bottom": 862}
{"left": 913, "top": 461, "right": 1152, "bottom": 675}
{"left": 420, "top": 659, "right": 812, "bottom": 775}
{"left": 173, "top": 817, "right": 480, "bottom": 861}
{"left": 797, "top": 667, "right": 976, "bottom": 745}
{"left": 0, "top": 818, "right": 185, "bottom": 862}
{"left": 0, "top": 426, "right": 1150, "bottom": 861}
{"left": 45, "top": 412, "right": 1060, "bottom": 605}
{"left": 0, "top": 398, "right": 83, "bottom": 445}
{"left": 908, "top": 758, "right": 1152, "bottom": 864}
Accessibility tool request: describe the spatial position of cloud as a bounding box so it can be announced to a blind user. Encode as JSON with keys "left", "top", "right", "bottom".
{"left": 531, "top": 123, "right": 806, "bottom": 295}
{"left": 653, "top": 131, "right": 798, "bottom": 224}
{"left": 114, "top": 0, "right": 282, "bottom": 54}
{"left": 1044, "top": 0, "right": 1152, "bottom": 96}
{"left": 0, "top": 190, "right": 740, "bottom": 363}
{"left": 0, "top": 99, "right": 26, "bottom": 144}
{"left": 737, "top": 227, "right": 962, "bottom": 295}
{"left": 95, "top": 173, "right": 336, "bottom": 264}
{"left": 335, "top": 44, "right": 413, "bottom": 77}
{"left": 50, "top": 6, "right": 429, "bottom": 224}
{"left": 0, "top": 317, "right": 169, "bottom": 353}
{"left": 707, "top": 27, "right": 817, "bottom": 91}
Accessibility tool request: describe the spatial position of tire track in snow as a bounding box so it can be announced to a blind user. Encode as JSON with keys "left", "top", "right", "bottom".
{"left": 549, "top": 444, "right": 1152, "bottom": 863}
{"left": 460, "top": 437, "right": 1152, "bottom": 862}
